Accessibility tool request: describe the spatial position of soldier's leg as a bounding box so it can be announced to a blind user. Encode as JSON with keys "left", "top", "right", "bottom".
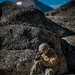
{"left": 45, "top": 68, "right": 56, "bottom": 75}
{"left": 30, "top": 61, "right": 42, "bottom": 75}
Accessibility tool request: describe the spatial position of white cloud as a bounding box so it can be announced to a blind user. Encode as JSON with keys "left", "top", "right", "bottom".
{"left": 16, "top": 1, "right": 22, "bottom": 5}
{"left": 16, "top": 0, "right": 34, "bottom": 7}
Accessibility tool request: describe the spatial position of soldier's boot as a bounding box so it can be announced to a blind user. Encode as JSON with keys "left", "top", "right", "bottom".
{"left": 45, "top": 68, "right": 56, "bottom": 75}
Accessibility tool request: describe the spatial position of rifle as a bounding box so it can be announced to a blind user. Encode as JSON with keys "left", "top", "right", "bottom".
{"left": 35, "top": 53, "right": 42, "bottom": 61}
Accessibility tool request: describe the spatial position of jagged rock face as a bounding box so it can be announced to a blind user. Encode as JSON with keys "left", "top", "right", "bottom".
{"left": 0, "top": 25, "right": 59, "bottom": 50}
{"left": 0, "top": 25, "right": 67, "bottom": 75}
{"left": 61, "top": 36, "right": 75, "bottom": 73}
{"left": 47, "top": 16, "right": 75, "bottom": 73}
{"left": 0, "top": 2, "right": 75, "bottom": 37}
{"left": 0, "top": 50, "right": 35, "bottom": 75}
{"left": 0, "top": 2, "right": 70, "bottom": 75}
{"left": 47, "top": 16, "right": 75, "bottom": 33}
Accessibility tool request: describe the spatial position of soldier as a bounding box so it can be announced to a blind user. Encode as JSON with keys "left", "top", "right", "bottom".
{"left": 30, "top": 43, "right": 60, "bottom": 75}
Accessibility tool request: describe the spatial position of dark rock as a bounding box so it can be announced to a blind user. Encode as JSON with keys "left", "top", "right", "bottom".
{"left": 0, "top": 2, "right": 70, "bottom": 75}
{"left": 0, "top": 25, "right": 64, "bottom": 50}
{"left": 47, "top": 16, "right": 75, "bottom": 33}
{"left": 61, "top": 36, "right": 75, "bottom": 73}
{"left": 0, "top": 25, "right": 68, "bottom": 74}
{"left": 0, "top": 3, "right": 75, "bottom": 37}
{"left": 0, "top": 50, "right": 35, "bottom": 75}
{"left": 0, "top": 48, "right": 68, "bottom": 75}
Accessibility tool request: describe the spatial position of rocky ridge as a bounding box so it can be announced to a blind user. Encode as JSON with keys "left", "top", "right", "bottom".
{"left": 47, "top": 16, "right": 75, "bottom": 32}
{"left": 47, "top": 16, "right": 75, "bottom": 73}
{"left": 0, "top": 2, "right": 75, "bottom": 37}
{"left": 45, "top": 0, "right": 75, "bottom": 16}
{"left": 0, "top": 2, "right": 75, "bottom": 75}
{"left": 61, "top": 36, "right": 75, "bottom": 73}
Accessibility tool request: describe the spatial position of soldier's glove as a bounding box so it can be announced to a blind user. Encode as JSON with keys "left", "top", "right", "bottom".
{"left": 35, "top": 54, "right": 42, "bottom": 61}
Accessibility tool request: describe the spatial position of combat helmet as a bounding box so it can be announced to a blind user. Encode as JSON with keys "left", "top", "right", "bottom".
{"left": 39, "top": 43, "right": 50, "bottom": 53}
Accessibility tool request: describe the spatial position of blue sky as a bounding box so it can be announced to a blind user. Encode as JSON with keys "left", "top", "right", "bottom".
{"left": 38, "top": 0, "right": 70, "bottom": 9}
{"left": 0, "top": 0, "right": 70, "bottom": 9}
{"left": 0, "top": 0, "right": 15, "bottom": 3}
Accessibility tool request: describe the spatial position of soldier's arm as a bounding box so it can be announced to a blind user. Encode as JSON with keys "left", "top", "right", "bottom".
{"left": 49, "top": 57, "right": 57, "bottom": 64}
{"left": 49, "top": 53, "right": 60, "bottom": 65}
{"left": 41, "top": 54, "right": 50, "bottom": 61}
{"left": 42, "top": 53, "right": 59, "bottom": 65}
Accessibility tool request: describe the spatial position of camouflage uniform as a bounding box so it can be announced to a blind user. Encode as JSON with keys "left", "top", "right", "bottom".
{"left": 30, "top": 43, "right": 60, "bottom": 75}
{"left": 30, "top": 50, "right": 60, "bottom": 75}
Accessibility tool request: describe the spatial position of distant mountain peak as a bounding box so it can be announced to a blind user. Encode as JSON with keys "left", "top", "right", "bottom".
{"left": 45, "top": 0, "right": 75, "bottom": 16}
{"left": 15, "top": 0, "right": 54, "bottom": 12}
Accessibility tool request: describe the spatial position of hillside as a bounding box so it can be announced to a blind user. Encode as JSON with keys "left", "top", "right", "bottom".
{"left": 45, "top": 0, "right": 75, "bottom": 16}
{"left": 0, "top": 1, "right": 75, "bottom": 75}
{"left": 47, "top": 16, "right": 75, "bottom": 73}
{"left": 47, "top": 16, "right": 75, "bottom": 32}
{"left": 0, "top": 1, "right": 72, "bottom": 75}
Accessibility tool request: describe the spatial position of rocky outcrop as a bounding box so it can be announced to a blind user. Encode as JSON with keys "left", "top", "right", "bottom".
{"left": 0, "top": 2, "right": 74, "bottom": 75}
{"left": 61, "top": 36, "right": 75, "bottom": 73}
{"left": 47, "top": 16, "right": 75, "bottom": 32}
{"left": 0, "top": 25, "right": 68, "bottom": 74}
{"left": 0, "top": 50, "right": 34, "bottom": 75}
{"left": 0, "top": 2, "right": 75, "bottom": 37}
{"left": 0, "top": 25, "right": 67, "bottom": 75}
{"left": 47, "top": 16, "right": 75, "bottom": 73}
{"left": 0, "top": 25, "right": 60, "bottom": 50}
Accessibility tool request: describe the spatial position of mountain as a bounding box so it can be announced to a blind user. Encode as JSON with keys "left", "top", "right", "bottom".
{"left": 0, "top": 1, "right": 75, "bottom": 75}
{"left": 15, "top": 0, "right": 54, "bottom": 13}
{"left": 33, "top": 0, "right": 54, "bottom": 12}
{"left": 0, "top": 1, "right": 73, "bottom": 75}
{"left": 45, "top": 0, "right": 75, "bottom": 16}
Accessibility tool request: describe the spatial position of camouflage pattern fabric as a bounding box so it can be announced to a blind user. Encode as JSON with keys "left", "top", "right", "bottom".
{"left": 30, "top": 61, "right": 57, "bottom": 75}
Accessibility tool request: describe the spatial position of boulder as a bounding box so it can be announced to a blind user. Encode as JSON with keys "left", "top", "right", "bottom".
{"left": 61, "top": 36, "right": 75, "bottom": 73}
